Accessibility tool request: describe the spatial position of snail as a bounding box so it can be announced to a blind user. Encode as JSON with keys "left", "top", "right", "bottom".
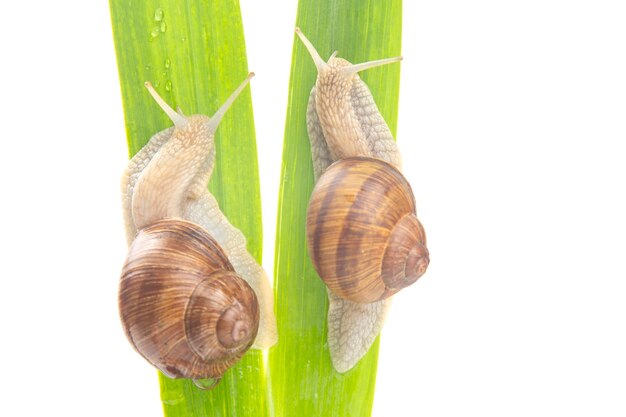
{"left": 119, "top": 73, "right": 277, "bottom": 387}
{"left": 296, "top": 28, "right": 429, "bottom": 372}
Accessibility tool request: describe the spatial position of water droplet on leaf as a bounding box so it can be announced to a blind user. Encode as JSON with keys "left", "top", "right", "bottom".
{"left": 154, "top": 8, "right": 164, "bottom": 21}
{"left": 192, "top": 377, "right": 221, "bottom": 390}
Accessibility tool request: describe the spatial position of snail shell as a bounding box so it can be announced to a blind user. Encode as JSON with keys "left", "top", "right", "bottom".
{"left": 119, "top": 219, "right": 259, "bottom": 380}
{"left": 307, "top": 157, "right": 429, "bottom": 304}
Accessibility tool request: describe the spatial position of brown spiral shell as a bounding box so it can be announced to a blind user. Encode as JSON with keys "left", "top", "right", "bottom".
{"left": 306, "top": 157, "right": 429, "bottom": 303}
{"left": 119, "top": 219, "right": 259, "bottom": 380}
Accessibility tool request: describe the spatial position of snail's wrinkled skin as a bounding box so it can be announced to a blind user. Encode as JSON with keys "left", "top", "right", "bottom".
{"left": 307, "top": 58, "right": 402, "bottom": 169}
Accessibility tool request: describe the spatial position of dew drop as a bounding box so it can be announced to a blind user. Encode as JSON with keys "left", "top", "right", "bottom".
{"left": 165, "top": 58, "right": 171, "bottom": 69}
{"left": 154, "top": 8, "right": 164, "bottom": 21}
{"left": 192, "top": 377, "right": 221, "bottom": 390}
{"left": 165, "top": 80, "right": 172, "bottom": 91}
{"left": 145, "top": 64, "right": 151, "bottom": 71}
{"left": 154, "top": 81, "right": 160, "bottom": 88}
{"left": 160, "top": 22, "right": 167, "bottom": 33}
{"left": 150, "top": 27, "right": 160, "bottom": 38}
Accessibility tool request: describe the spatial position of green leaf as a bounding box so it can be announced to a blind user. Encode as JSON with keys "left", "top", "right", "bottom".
{"left": 269, "top": 1, "right": 403, "bottom": 416}
{"left": 109, "top": 1, "right": 268, "bottom": 416}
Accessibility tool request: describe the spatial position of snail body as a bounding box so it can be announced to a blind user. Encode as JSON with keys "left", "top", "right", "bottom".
{"left": 120, "top": 74, "right": 277, "bottom": 385}
{"left": 296, "top": 28, "right": 429, "bottom": 372}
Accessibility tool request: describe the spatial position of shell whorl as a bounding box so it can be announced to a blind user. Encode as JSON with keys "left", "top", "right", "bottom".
{"left": 381, "top": 213, "right": 429, "bottom": 290}
{"left": 185, "top": 270, "right": 259, "bottom": 362}
{"left": 119, "top": 219, "right": 259, "bottom": 380}
{"left": 306, "top": 157, "right": 429, "bottom": 303}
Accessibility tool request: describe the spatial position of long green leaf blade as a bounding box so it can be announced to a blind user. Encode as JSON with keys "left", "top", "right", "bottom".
{"left": 270, "top": 1, "right": 402, "bottom": 416}
{"left": 109, "top": 1, "right": 268, "bottom": 416}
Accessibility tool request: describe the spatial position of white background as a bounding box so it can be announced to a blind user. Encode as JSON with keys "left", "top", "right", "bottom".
{"left": 1, "top": 1, "right": 625, "bottom": 416}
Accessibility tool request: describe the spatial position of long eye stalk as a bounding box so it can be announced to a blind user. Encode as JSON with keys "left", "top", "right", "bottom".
{"left": 341, "top": 56, "right": 403, "bottom": 76}
{"left": 206, "top": 72, "right": 255, "bottom": 132}
{"left": 145, "top": 82, "right": 188, "bottom": 128}
{"left": 295, "top": 27, "right": 329, "bottom": 72}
